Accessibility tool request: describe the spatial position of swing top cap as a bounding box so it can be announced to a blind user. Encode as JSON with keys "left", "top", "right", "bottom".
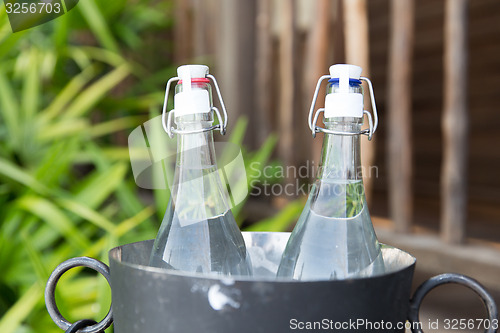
{"left": 323, "top": 64, "right": 364, "bottom": 119}
{"left": 177, "top": 65, "right": 209, "bottom": 79}
{"left": 329, "top": 64, "right": 362, "bottom": 80}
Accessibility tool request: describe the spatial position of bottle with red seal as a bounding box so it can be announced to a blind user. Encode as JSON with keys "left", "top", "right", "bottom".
{"left": 149, "top": 65, "right": 252, "bottom": 277}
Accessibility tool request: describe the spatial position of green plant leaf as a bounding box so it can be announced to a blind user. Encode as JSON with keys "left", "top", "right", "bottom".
{"left": 66, "top": 45, "right": 92, "bottom": 70}
{"left": 37, "top": 118, "right": 89, "bottom": 141}
{"left": 77, "top": 0, "right": 120, "bottom": 53}
{"left": 88, "top": 115, "right": 146, "bottom": 138}
{"left": 73, "top": 162, "right": 127, "bottom": 209}
{"left": 247, "top": 134, "right": 278, "bottom": 177}
{"left": 63, "top": 64, "right": 130, "bottom": 119}
{"left": 0, "top": 29, "right": 26, "bottom": 60}
{"left": 57, "top": 198, "right": 115, "bottom": 233}
{"left": 71, "top": 46, "right": 144, "bottom": 76}
{"left": 84, "top": 142, "right": 151, "bottom": 218}
{"left": 20, "top": 231, "right": 50, "bottom": 286}
{"left": 40, "top": 65, "right": 98, "bottom": 121}
{"left": 34, "top": 139, "right": 77, "bottom": 187}
{"left": 30, "top": 222, "right": 65, "bottom": 252}
{"left": 73, "top": 147, "right": 132, "bottom": 163}
{"left": 69, "top": 46, "right": 124, "bottom": 67}
{"left": 228, "top": 116, "right": 248, "bottom": 147}
{"left": 0, "top": 69, "right": 20, "bottom": 144}
{"left": 113, "top": 206, "right": 155, "bottom": 239}
{"left": 0, "top": 157, "right": 49, "bottom": 195}
{"left": 21, "top": 49, "right": 39, "bottom": 121}
{"left": 83, "top": 206, "right": 155, "bottom": 258}
{"left": 100, "top": 92, "right": 164, "bottom": 111}
{"left": 17, "top": 195, "right": 90, "bottom": 250}
{"left": 245, "top": 200, "right": 303, "bottom": 232}
{"left": 53, "top": 9, "right": 68, "bottom": 49}
{"left": 0, "top": 283, "right": 42, "bottom": 333}
{"left": 40, "top": 49, "right": 57, "bottom": 80}
{"left": 232, "top": 133, "right": 278, "bottom": 219}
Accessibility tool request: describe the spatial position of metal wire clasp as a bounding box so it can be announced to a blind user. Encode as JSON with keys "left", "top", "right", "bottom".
{"left": 307, "top": 75, "right": 379, "bottom": 140}
{"left": 161, "top": 74, "right": 228, "bottom": 138}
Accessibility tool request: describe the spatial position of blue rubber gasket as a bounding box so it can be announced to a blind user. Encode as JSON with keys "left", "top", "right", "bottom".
{"left": 328, "top": 78, "right": 362, "bottom": 86}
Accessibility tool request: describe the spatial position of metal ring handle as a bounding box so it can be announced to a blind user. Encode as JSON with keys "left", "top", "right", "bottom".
{"left": 45, "top": 257, "right": 113, "bottom": 333}
{"left": 408, "top": 273, "right": 498, "bottom": 333}
{"left": 66, "top": 319, "right": 98, "bottom": 333}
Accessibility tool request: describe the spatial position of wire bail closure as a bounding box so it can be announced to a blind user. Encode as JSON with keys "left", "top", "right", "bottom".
{"left": 307, "top": 75, "right": 379, "bottom": 140}
{"left": 161, "top": 74, "right": 228, "bottom": 138}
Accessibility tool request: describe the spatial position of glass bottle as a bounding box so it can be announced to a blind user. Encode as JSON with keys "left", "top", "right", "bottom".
{"left": 149, "top": 65, "right": 252, "bottom": 276}
{"left": 277, "top": 64, "right": 384, "bottom": 280}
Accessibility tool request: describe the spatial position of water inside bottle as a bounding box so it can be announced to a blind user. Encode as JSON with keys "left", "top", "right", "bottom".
{"left": 277, "top": 179, "right": 385, "bottom": 280}
{"left": 150, "top": 208, "right": 252, "bottom": 276}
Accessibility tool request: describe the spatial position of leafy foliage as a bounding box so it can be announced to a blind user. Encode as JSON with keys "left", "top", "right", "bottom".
{"left": 0, "top": 2, "right": 300, "bottom": 332}
{"left": 0, "top": 2, "right": 172, "bottom": 332}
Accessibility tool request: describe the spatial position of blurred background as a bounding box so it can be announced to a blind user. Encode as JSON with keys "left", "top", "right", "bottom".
{"left": 0, "top": 0, "right": 499, "bottom": 332}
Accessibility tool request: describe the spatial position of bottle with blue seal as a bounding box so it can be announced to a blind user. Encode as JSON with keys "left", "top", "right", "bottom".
{"left": 277, "top": 64, "right": 385, "bottom": 280}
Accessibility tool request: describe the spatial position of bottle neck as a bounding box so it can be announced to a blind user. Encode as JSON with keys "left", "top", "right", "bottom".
{"left": 317, "top": 117, "right": 363, "bottom": 182}
{"left": 171, "top": 115, "right": 230, "bottom": 221}
{"left": 175, "top": 117, "right": 217, "bottom": 170}
{"left": 309, "top": 117, "right": 367, "bottom": 219}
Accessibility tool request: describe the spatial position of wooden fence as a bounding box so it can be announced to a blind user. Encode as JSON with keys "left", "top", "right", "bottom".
{"left": 171, "top": 0, "right": 500, "bottom": 246}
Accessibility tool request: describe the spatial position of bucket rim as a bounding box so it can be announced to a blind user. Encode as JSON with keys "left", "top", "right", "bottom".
{"left": 108, "top": 231, "right": 416, "bottom": 283}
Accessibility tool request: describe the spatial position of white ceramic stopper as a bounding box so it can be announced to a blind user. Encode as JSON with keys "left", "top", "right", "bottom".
{"left": 325, "top": 64, "right": 364, "bottom": 118}
{"left": 174, "top": 65, "right": 211, "bottom": 116}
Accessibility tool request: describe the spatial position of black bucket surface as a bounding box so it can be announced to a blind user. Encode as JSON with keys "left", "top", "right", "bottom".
{"left": 109, "top": 232, "right": 416, "bottom": 333}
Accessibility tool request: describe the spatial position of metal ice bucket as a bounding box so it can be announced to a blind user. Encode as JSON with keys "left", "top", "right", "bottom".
{"left": 46, "top": 232, "right": 498, "bottom": 333}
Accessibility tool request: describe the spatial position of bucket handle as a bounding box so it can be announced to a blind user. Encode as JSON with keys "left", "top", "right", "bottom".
{"left": 408, "top": 273, "right": 498, "bottom": 333}
{"left": 45, "top": 257, "right": 113, "bottom": 333}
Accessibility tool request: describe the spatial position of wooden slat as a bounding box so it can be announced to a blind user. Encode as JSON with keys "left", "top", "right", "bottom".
{"left": 215, "top": 0, "right": 239, "bottom": 119}
{"left": 387, "top": 0, "right": 414, "bottom": 233}
{"left": 305, "top": 0, "right": 331, "bottom": 162}
{"left": 255, "top": 0, "right": 273, "bottom": 146}
{"left": 214, "top": 0, "right": 256, "bottom": 145}
{"left": 343, "top": 0, "right": 370, "bottom": 86}
{"left": 441, "top": 0, "right": 469, "bottom": 244}
{"left": 332, "top": 0, "right": 345, "bottom": 65}
{"left": 343, "top": 0, "right": 375, "bottom": 204}
{"left": 192, "top": 0, "right": 207, "bottom": 58}
{"left": 368, "top": 0, "right": 500, "bottom": 242}
{"left": 174, "top": 0, "right": 192, "bottom": 63}
{"left": 278, "top": 0, "right": 297, "bottom": 178}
